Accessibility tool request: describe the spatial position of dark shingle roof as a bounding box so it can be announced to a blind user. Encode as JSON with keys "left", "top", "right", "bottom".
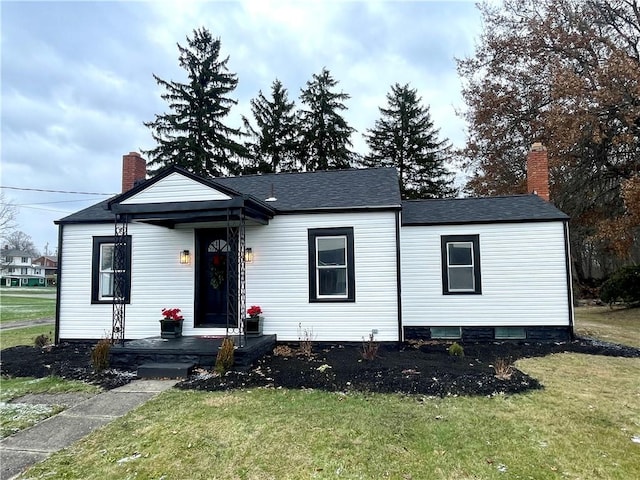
{"left": 57, "top": 167, "right": 401, "bottom": 224}
{"left": 401, "top": 195, "right": 569, "bottom": 225}
{"left": 214, "top": 167, "right": 401, "bottom": 211}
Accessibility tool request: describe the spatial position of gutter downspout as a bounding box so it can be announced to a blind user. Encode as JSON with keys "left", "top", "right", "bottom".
{"left": 563, "top": 220, "right": 575, "bottom": 339}
{"left": 54, "top": 224, "right": 63, "bottom": 344}
{"left": 395, "top": 210, "right": 403, "bottom": 342}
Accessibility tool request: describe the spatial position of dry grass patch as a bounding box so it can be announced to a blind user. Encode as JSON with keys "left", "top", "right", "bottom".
{"left": 574, "top": 305, "right": 640, "bottom": 347}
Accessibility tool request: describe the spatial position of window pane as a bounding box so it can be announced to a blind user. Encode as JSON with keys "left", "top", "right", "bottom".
{"left": 101, "top": 245, "right": 114, "bottom": 271}
{"left": 448, "top": 243, "right": 472, "bottom": 266}
{"left": 318, "top": 268, "right": 347, "bottom": 296}
{"left": 431, "top": 327, "right": 461, "bottom": 339}
{"left": 317, "top": 237, "right": 346, "bottom": 265}
{"left": 448, "top": 267, "right": 474, "bottom": 290}
{"left": 100, "top": 272, "right": 114, "bottom": 297}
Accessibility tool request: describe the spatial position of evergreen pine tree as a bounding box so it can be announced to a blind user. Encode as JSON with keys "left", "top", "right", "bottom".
{"left": 242, "top": 79, "right": 299, "bottom": 173}
{"left": 143, "top": 28, "right": 246, "bottom": 177}
{"left": 297, "top": 68, "right": 356, "bottom": 171}
{"left": 364, "top": 83, "right": 455, "bottom": 199}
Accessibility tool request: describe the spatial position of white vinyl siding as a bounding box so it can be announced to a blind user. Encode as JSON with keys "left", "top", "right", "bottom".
{"left": 401, "top": 221, "right": 571, "bottom": 328}
{"left": 121, "top": 172, "right": 231, "bottom": 204}
{"left": 246, "top": 212, "right": 399, "bottom": 341}
{"left": 58, "top": 223, "right": 197, "bottom": 340}
{"left": 59, "top": 210, "right": 399, "bottom": 341}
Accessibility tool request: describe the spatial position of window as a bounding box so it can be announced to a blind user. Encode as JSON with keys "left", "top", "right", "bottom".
{"left": 431, "top": 327, "right": 461, "bottom": 339}
{"left": 21, "top": 267, "right": 28, "bottom": 275}
{"left": 8, "top": 267, "right": 14, "bottom": 273}
{"left": 495, "top": 327, "right": 526, "bottom": 339}
{"left": 308, "top": 227, "right": 355, "bottom": 302}
{"left": 21, "top": 257, "right": 28, "bottom": 263}
{"left": 91, "top": 236, "right": 131, "bottom": 304}
{"left": 441, "top": 235, "right": 481, "bottom": 294}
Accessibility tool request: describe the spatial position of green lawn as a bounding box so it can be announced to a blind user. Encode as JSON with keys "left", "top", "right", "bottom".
{"left": 19, "top": 353, "right": 640, "bottom": 480}
{"left": 574, "top": 305, "right": 640, "bottom": 347}
{"left": 0, "top": 325, "right": 54, "bottom": 349}
{"left": 0, "top": 288, "right": 56, "bottom": 323}
{"left": 0, "top": 377, "right": 100, "bottom": 438}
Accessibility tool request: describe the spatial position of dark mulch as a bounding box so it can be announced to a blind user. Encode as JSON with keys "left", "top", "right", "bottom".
{"left": 0, "top": 342, "right": 136, "bottom": 390}
{"left": 1, "top": 338, "right": 638, "bottom": 396}
{"left": 176, "top": 338, "right": 640, "bottom": 397}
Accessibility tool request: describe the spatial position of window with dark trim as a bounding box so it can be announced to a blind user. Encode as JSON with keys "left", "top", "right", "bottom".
{"left": 91, "top": 236, "right": 131, "bottom": 304}
{"left": 308, "top": 227, "right": 355, "bottom": 302}
{"left": 441, "top": 234, "right": 481, "bottom": 294}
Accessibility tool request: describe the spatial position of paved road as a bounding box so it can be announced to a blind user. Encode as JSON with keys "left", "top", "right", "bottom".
{"left": 0, "top": 318, "right": 54, "bottom": 331}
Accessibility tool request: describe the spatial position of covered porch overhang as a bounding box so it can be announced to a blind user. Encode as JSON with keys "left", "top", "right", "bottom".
{"left": 109, "top": 197, "right": 275, "bottom": 228}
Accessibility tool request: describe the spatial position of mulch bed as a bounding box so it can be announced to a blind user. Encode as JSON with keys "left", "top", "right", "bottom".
{"left": 1, "top": 338, "right": 638, "bottom": 396}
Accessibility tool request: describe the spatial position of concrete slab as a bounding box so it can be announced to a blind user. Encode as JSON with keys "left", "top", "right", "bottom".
{"left": 65, "top": 391, "right": 155, "bottom": 418}
{"left": 1, "top": 415, "right": 109, "bottom": 452}
{"left": 113, "top": 379, "right": 178, "bottom": 393}
{"left": 0, "top": 449, "right": 48, "bottom": 480}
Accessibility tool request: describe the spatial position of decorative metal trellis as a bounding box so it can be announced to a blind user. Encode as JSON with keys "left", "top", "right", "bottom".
{"left": 225, "top": 208, "right": 246, "bottom": 346}
{"left": 111, "top": 213, "right": 129, "bottom": 345}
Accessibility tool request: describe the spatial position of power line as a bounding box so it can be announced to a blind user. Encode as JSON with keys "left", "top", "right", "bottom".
{"left": 0, "top": 186, "right": 116, "bottom": 195}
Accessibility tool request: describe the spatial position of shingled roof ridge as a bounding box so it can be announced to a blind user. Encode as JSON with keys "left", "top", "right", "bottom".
{"left": 402, "top": 193, "right": 540, "bottom": 203}
{"left": 216, "top": 166, "right": 395, "bottom": 180}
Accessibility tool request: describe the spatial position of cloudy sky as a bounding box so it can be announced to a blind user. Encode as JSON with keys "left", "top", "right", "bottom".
{"left": 1, "top": 0, "right": 483, "bottom": 253}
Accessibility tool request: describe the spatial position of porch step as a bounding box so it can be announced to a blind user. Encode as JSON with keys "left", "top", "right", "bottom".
{"left": 137, "top": 362, "right": 195, "bottom": 379}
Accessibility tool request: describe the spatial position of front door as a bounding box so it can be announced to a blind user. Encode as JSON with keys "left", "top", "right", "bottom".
{"left": 195, "top": 229, "right": 237, "bottom": 327}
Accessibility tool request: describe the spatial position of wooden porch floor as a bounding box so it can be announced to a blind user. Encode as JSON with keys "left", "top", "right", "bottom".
{"left": 109, "top": 334, "right": 277, "bottom": 371}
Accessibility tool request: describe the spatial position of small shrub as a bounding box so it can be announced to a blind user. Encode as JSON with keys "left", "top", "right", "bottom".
{"left": 298, "top": 323, "right": 315, "bottom": 358}
{"left": 493, "top": 357, "right": 514, "bottom": 380}
{"left": 214, "top": 337, "right": 235, "bottom": 374}
{"left": 361, "top": 333, "right": 379, "bottom": 361}
{"left": 448, "top": 342, "right": 464, "bottom": 357}
{"left": 273, "top": 344, "right": 294, "bottom": 357}
{"left": 91, "top": 338, "right": 111, "bottom": 371}
{"left": 600, "top": 265, "right": 640, "bottom": 305}
{"left": 34, "top": 333, "right": 51, "bottom": 348}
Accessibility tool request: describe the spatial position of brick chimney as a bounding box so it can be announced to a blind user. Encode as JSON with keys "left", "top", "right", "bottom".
{"left": 122, "top": 152, "right": 147, "bottom": 192}
{"left": 527, "top": 142, "right": 549, "bottom": 201}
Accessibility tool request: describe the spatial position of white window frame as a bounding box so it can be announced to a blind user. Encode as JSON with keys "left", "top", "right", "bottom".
{"left": 98, "top": 243, "right": 115, "bottom": 300}
{"left": 446, "top": 241, "right": 475, "bottom": 292}
{"left": 315, "top": 235, "right": 348, "bottom": 299}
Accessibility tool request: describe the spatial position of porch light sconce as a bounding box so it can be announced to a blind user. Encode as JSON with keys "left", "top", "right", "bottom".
{"left": 180, "top": 250, "right": 191, "bottom": 265}
{"left": 244, "top": 248, "right": 254, "bottom": 263}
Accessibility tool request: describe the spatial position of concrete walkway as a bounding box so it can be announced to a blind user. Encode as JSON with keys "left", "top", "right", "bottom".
{"left": 0, "top": 318, "right": 54, "bottom": 331}
{"left": 0, "top": 379, "right": 176, "bottom": 480}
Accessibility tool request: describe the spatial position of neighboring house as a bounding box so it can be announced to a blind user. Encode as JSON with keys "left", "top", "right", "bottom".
{"left": 1, "top": 248, "right": 46, "bottom": 287}
{"left": 55, "top": 147, "right": 573, "bottom": 343}
{"left": 33, "top": 255, "right": 58, "bottom": 286}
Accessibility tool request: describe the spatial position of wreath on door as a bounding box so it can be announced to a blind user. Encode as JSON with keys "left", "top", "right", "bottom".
{"left": 210, "top": 253, "right": 226, "bottom": 289}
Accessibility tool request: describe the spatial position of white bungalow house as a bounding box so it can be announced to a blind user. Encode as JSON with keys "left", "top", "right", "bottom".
{"left": 54, "top": 146, "right": 573, "bottom": 344}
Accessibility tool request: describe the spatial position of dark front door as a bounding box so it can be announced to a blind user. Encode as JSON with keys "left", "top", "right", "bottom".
{"left": 195, "top": 229, "right": 237, "bottom": 327}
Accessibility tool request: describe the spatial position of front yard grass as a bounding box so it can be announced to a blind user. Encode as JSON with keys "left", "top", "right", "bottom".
{"left": 574, "top": 305, "right": 640, "bottom": 347}
{"left": 21, "top": 353, "right": 640, "bottom": 480}
{"left": 0, "top": 293, "right": 55, "bottom": 323}
{"left": 0, "top": 377, "right": 100, "bottom": 438}
{"left": 0, "top": 325, "right": 54, "bottom": 349}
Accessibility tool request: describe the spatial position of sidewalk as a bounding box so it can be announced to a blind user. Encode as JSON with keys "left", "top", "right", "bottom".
{"left": 0, "top": 379, "right": 176, "bottom": 480}
{"left": 0, "top": 319, "right": 54, "bottom": 331}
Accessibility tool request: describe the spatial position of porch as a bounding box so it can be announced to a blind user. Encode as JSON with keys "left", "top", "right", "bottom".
{"left": 109, "top": 334, "right": 277, "bottom": 372}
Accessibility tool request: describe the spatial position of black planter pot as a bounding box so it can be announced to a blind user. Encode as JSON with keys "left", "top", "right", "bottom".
{"left": 244, "top": 316, "right": 262, "bottom": 337}
{"left": 160, "top": 319, "right": 184, "bottom": 339}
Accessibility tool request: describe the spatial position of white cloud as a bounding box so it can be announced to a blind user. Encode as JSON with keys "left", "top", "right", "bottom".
{"left": 1, "top": 0, "right": 482, "bottom": 250}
